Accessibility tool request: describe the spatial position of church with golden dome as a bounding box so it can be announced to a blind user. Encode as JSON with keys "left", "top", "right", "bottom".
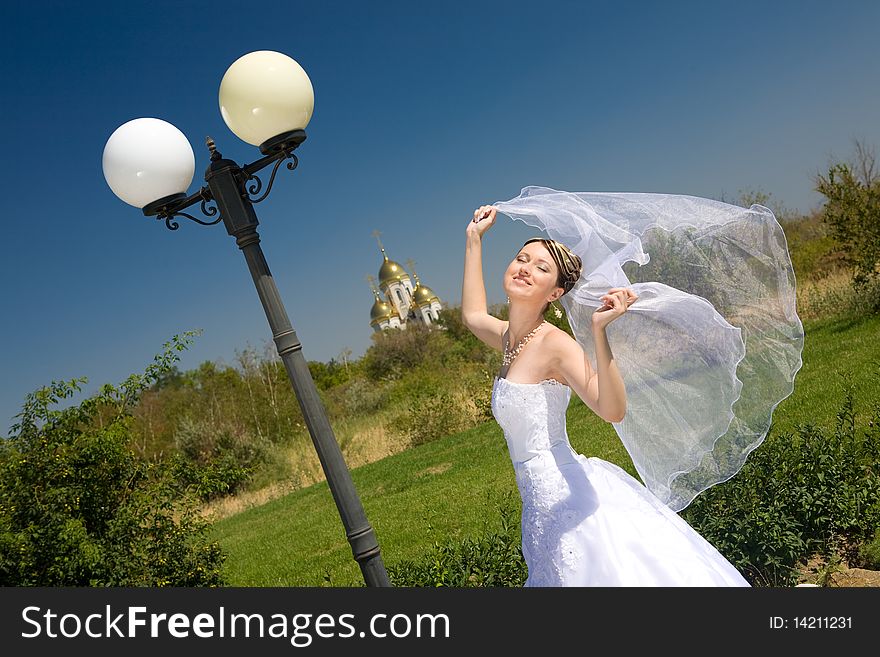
{"left": 368, "top": 231, "right": 444, "bottom": 333}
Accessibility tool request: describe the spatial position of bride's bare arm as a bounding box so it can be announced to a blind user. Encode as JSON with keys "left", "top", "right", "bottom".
{"left": 463, "top": 205, "right": 506, "bottom": 351}
{"left": 591, "top": 324, "right": 627, "bottom": 423}
{"left": 550, "top": 329, "right": 626, "bottom": 423}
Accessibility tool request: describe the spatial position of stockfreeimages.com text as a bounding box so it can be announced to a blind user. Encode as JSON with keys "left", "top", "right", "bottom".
{"left": 21, "top": 605, "right": 450, "bottom": 646}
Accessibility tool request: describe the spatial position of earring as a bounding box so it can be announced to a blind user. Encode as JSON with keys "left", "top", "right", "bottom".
{"left": 507, "top": 297, "right": 510, "bottom": 303}
{"left": 552, "top": 300, "right": 563, "bottom": 319}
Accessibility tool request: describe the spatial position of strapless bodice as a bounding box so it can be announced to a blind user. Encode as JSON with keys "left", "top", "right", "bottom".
{"left": 491, "top": 376, "right": 573, "bottom": 463}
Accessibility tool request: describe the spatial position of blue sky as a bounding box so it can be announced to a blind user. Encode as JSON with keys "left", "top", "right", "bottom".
{"left": 2, "top": 0, "right": 878, "bottom": 434}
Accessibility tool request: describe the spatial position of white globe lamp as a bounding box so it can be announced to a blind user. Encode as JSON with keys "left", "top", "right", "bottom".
{"left": 102, "top": 118, "right": 195, "bottom": 210}
{"left": 219, "top": 50, "right": 314, "bottom": 153}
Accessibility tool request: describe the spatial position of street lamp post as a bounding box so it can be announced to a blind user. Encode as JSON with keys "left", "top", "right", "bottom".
{"left": 102, "top": 50, "right": 391, "bottom": 587}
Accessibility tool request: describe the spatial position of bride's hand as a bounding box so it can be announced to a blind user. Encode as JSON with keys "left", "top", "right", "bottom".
{"left": 467, "top": 205, "right": 497, "bottom": 238}
{"left": 592, "top": 287, "right": 638, "bottom": 331}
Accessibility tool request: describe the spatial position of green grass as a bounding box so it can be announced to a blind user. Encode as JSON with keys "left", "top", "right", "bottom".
{"left": 209, "top": 311, "right": 880, "bottom": 586}
{"left": 767, "top": 312, "right": 880, "bottom": 437}
{"left": 209, "top": 393, "right": 631, "bottom": 586}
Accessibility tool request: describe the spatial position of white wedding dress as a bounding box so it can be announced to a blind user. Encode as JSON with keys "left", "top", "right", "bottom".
{"left": 491, "top": 375, "right": 751, "bottom": 587}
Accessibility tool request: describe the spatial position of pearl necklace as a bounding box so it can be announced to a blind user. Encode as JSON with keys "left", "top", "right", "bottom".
{"left": 502, "top": 320, "right": 547, "bottom": 366}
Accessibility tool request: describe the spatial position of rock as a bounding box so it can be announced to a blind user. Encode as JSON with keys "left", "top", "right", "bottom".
{"left": 827, "top": 567, "right": 880, "bottom": 587}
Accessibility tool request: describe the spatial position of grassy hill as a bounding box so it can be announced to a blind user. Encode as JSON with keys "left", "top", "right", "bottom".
{"left": 209, "top": 311, "right": 880, "bottom": 586}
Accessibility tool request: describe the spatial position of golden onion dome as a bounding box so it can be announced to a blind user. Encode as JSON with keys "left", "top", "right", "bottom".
{"left": 378, "top": 253, "right": 408, "bottom": 285}
{"left": 370, "top": 296, "right": 394, "bottom": 322}
{"left": 412, "top": 283, "right": 440, "bottom": 306}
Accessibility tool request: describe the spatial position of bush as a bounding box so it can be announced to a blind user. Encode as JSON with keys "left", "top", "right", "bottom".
{"left": 816, "top": 158, "right": 880, "bottom": 303}
{"left": 779, "top": 209, "right": 846, "bottom": 281}
{"left": 398, "top": 391, "right": 472, "bottom": 448}
{"left": 363, "top": 323, "right": 452, "bottom": 381}
{"left": 435, "top": 306, "right": 497, "bottom": 364}
{"left": 0, "top": 332, "right": 227, "bottom": 586}
{"left": 341, "top": 377, "right": 388, "bottom": 415}
{"left": 171, "top": 415, "right": 269, "bottom": 501}
{"left": 682, "top": 378, "right": 880, "bottom": 586}
{"left": 391, "top": 364, "right": 497, "bottom": 447}
{"left": 386, "top": 493, "right": 527, "bottom": 587}
{"left": 858, "top": 529, "right": 880, "bottom": 569}
{"left": 796, "top": 267, "right": 867, "bottom": 320}
{"left": 169, "top": 452, "right": 252, "bottom": 502}
{"left": 308, "top": 358, "right": 352, "bottom": 391}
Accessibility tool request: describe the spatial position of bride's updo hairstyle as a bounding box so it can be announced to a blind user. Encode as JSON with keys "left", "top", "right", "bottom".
{"left": 522, "top": 237, "right": 583, "bottom": 314}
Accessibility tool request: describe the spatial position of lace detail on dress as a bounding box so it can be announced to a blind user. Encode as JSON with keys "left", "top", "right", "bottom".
{"left": 492, "top": 375, "right": 582, "bottom": 586}
{"left": 496, "top": 377, "right": 564, "bottom": 387}
{"left": 516, "top": 460, "right": 589, "bottom": 586}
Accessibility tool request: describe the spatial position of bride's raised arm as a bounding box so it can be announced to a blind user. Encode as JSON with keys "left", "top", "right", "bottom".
{"left": 462, "top": 205, "right": 507, "bottom": 352}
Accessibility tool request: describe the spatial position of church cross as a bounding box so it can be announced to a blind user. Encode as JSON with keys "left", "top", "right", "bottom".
{"left": 406, "top": 258, "right": 420, "bottom": 284}
{"left": 371, "top": 229, "right": 385, "bottom": 254}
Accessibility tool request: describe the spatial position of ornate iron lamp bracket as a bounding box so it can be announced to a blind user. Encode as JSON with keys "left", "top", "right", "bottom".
{"left": 142, "top": 187, "right": 221, "bottom": 231}
{"left": 243, "top": 151, "right": 299, "bottom": 204}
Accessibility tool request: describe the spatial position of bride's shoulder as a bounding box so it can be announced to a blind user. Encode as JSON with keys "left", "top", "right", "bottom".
{"left": 542, "top": 325, "right": 583, "bottom": 357}
{"left": 543, "top": 323, "right": 577, "bottom": 345}
{"left": 543, "top": 326, "right": 593, "bottom": 390}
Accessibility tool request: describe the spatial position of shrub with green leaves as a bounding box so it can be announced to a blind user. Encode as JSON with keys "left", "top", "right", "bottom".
{"left": 362, "top": 322, "right": 453, "bottom": 382}
{"left": 858, "top": 529, "right": 880, "bottom": 569}
{"left": 340, "top": 377, "right": 387, "bottom": 415}
{"left": 0, "top": 331, "right": 227, "bottom": 586}
{"left": 170, "top": 414, "right": 269, "bottom": 501}
{"left": 682, "top": 379, "right": 880, "bottom": 586}
{"left": 386, "top": 493, "right": 527, "bottom": 587}
{"left": 398, "top": 391, "right": 472, "bottom": 448}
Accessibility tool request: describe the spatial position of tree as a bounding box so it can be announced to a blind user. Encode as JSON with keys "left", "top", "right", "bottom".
{"left": 0, "top": 331, "right": 226, "bottom": 586}
{"left": 815, "top": 139, "right": 880, "bottom": 295}
{"left": 850, "top": 139, "right": 878, "bottom": 188}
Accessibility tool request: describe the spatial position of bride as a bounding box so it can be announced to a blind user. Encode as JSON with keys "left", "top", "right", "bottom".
{"left": 462, "top": 202, "right": 752, "bottom": 586}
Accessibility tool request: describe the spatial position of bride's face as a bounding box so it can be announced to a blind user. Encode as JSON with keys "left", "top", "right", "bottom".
{"left": 504, "top": 242, "right": 562, "bottom": 307}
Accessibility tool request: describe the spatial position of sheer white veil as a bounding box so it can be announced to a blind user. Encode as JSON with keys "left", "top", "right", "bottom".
{"left": 493, "top": 186, "right": 804, "bottom": 512}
